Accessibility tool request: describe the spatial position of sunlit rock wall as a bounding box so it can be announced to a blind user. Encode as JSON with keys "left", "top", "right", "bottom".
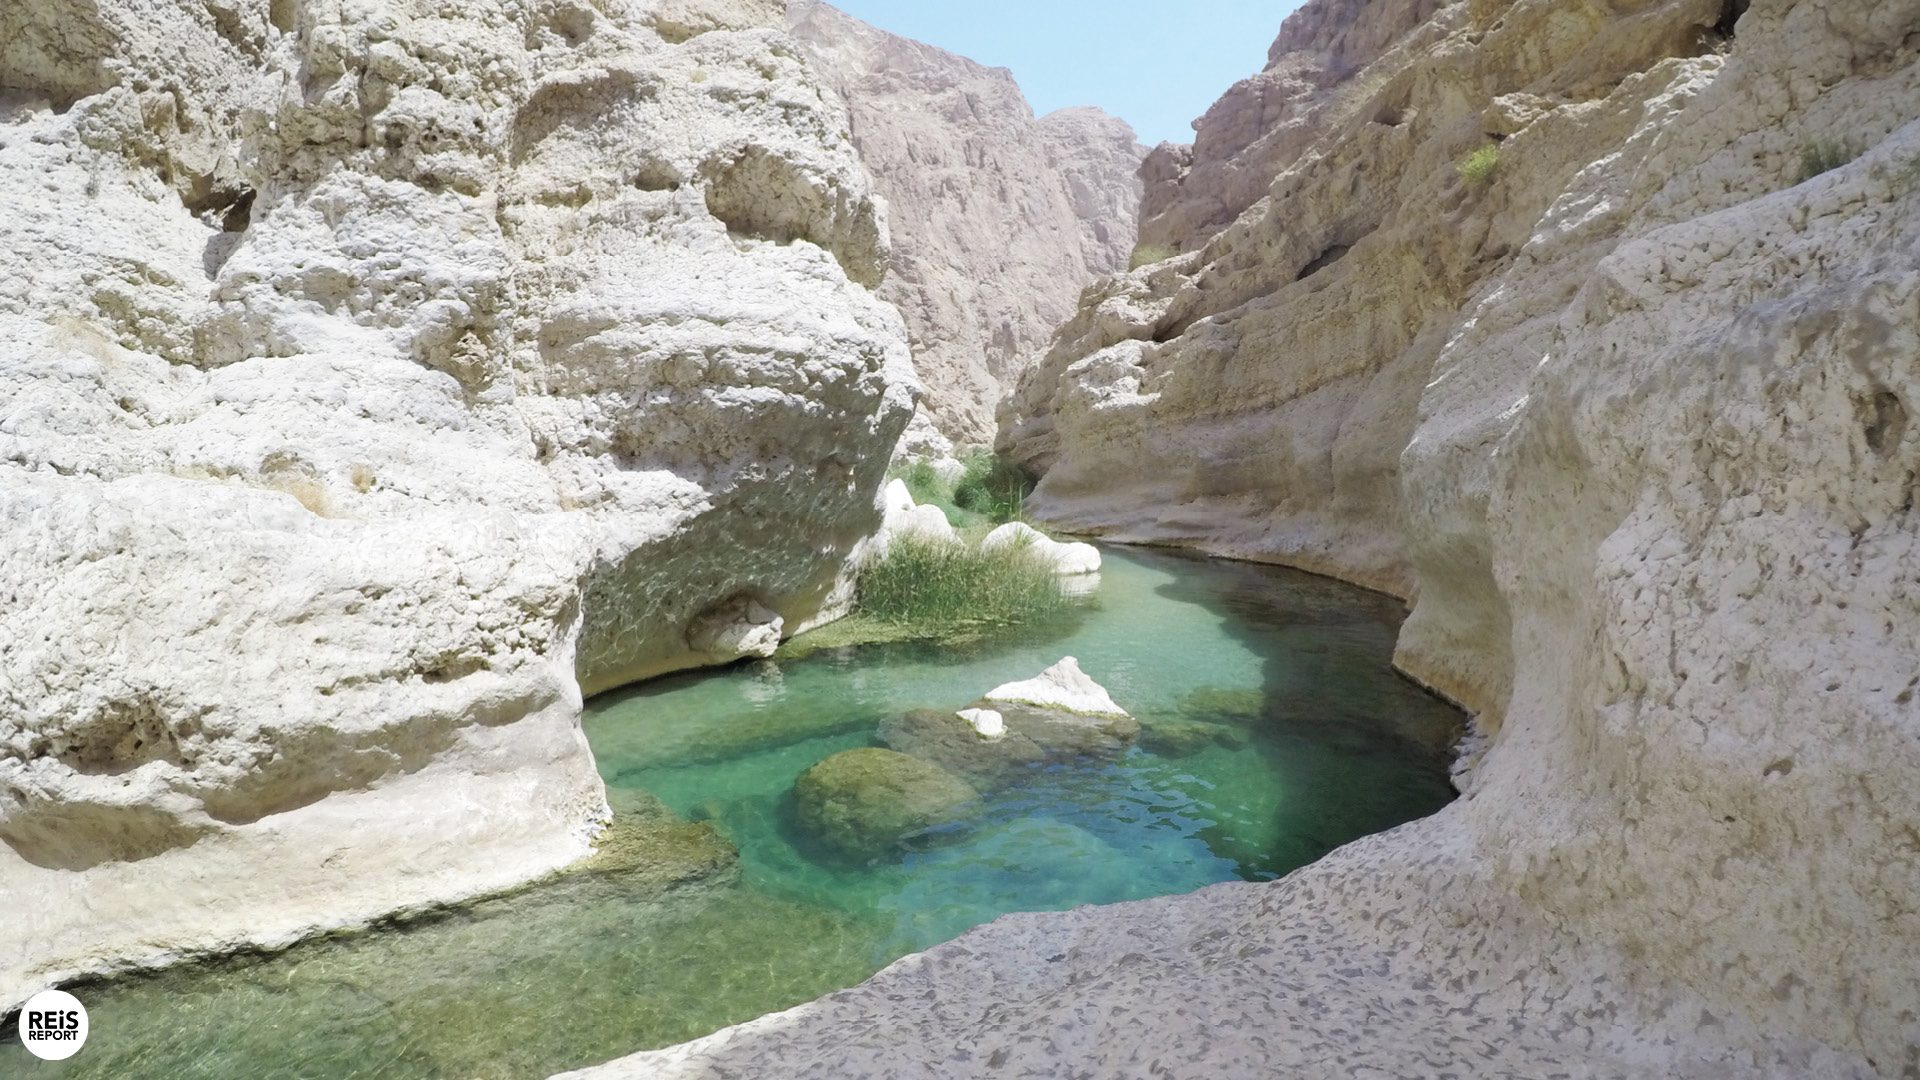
{"left": 0, "top": 0, "right": 913, "bottom": 1010}
{"left": 571, "top": 0, "right": 1920, "bottom": 1075}
{"left": 1000, "top": 0, "right": 1735, "bottom": 601}
{"left": 788, "top": 0, "right": 1143, "bottom": 446}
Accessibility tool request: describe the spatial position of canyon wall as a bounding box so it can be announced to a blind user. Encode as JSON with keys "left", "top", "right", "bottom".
{"left": 583, "top": 0, "right": 1920, "bottom": 1075}
{"left": 0, "top": 0, "right": 913, "bottom": 1010}
{"left": 999, "top": 0, "right": 1748, "bottom": 600}
{"left": 787, "top": 0, "right": 1144, "bottom": 446}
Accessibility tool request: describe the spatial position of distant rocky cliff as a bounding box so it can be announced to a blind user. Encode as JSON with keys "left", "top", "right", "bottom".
{"left": 0, "top": 0, "right": 912, "bottom": 1010}
{"left": 584, "top": 0, "right": 1920, "bottom": 1075}
{"left": 1002, "top": 0, "right": 1764, "bottom": 600}
{"left": 788, "top": 0, "right": 1144, "bottom": 446}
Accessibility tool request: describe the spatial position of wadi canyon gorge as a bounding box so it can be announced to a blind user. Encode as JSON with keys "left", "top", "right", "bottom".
{"left": 786, "top": 0, "right": 1145, "bottom": 448}
{"left": 1, "top": 0, "right": 1916, "bottom": 1077}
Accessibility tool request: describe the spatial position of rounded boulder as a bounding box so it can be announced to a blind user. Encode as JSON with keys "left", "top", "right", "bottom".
{"left": 791, "top": 748, "right": 979, "bottom": 859}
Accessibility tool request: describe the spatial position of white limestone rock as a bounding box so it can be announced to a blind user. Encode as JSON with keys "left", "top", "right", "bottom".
{"left": 574, "top": 0, "right": 1920, "bottom": 1076}
{"left": 979, "top": 521, "right": 1101, "bottom": 575}
{"left": 901, "top": 506, "right": 957, "bottom": 544}
{"left": 788, "top": 0, "right": 1145, "bottom": 445}
{"left": 983, "top": 657, "right": 1126, "bottom": 719}
{"left": 0, "top": 0, "right": 913, "bottom": 1012}
{"left": 880, "top": 477, "right": 917, "bottom": 518}
{"left": 876, "top": 478, "right": 959, "bottom": 548}
{"left": 685, "top": 597, "right": 784, "bottom": 663}
{"left": 955, "top": 708, "right": 1004, "bottom": 741}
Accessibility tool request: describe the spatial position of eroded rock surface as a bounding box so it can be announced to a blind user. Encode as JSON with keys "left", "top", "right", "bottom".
{"left": 874, "top": 659, "right": 1135, "bottom": 794}
{"left": 787, "top": 0, "right": 1145, "bottom": 445}
{"left": 1001, "top": 0, "right": 1767, "bottom": 598}
{"left": 577, "top": 0, "right": 1920, "bottom": 1076}
{"left": 0, "top": 0, "right": 913, "bottom": 1009}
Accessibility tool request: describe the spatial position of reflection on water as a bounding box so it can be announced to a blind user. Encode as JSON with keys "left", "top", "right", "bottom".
{"left": 8, "top": 547, "right": 1462, "bottom": 1080}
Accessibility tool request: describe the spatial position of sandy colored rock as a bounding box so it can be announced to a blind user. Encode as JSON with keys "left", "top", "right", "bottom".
{"left": 999, "top": 0, "right": 1740, "bottom": 599}
{"left": 575, "top": 0, "right": 1920, "bottom": 1076}
{"left": 790, "top": 747, "right": 979, "bottom": 858}
{"left": 0, "top": 0, "right": 913, "bottom": 1011}
{"left": 788, "top": 0, "right": 1145, "bottom": 445}
{"left": 1134, "top": 0, "right": 1448, "bottom": 258}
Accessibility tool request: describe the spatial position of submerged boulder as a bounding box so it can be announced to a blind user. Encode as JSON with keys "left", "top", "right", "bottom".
{"left": 580, "top": 789, "right": 738, "bottom": 892}
{"left": 880, "top": 657, "right": 1142, "bottom": 783}
{"left": 878, "top": 708, "right": 1048, "bottom": 789}
{"left": 980, "top": 521, "right": 1101, "bottom": 574}
{"left": 1137, "top": 717, "right": 1248, "bottom": 758}
{"left": 983, "top": 701, "right": 1140, "bottom": 761}
{"left": 1178, "top": 686, "right": 1266, "bottom": 723}
{"left": 791, "top": 748, "right": 978, "bottom": 859}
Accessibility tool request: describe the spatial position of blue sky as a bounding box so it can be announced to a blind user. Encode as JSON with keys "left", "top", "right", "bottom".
{"left": 827, "top": 1, "right": 1308, "bottom": 147}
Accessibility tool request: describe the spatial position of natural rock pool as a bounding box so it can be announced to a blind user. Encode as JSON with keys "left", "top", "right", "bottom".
{"left": 8, "top": 547, "right": 1462, "bottom": 1079}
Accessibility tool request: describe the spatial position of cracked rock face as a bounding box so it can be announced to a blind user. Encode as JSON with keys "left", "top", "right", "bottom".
{"left": 574, "top": 0, "right": 1920, "bottom": 1076}
{"left": 0, "top": 0, "right": 913, "bottom": 1008}
{"left": 787, "top": 0, "right": 1145, "bottom": 446}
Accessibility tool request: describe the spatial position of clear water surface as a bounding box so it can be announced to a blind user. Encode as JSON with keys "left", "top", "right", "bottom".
{"left": 5, "top": 546, "right": 1462, "bottom": 1079}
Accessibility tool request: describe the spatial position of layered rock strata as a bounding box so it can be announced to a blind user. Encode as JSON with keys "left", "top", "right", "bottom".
{"left": 787, "top": 0, "right": 1145, "bottom": 445}
{"left": 1002, "top": 0, "right": 1768, "bottom": 598}
{"left": 580, "top": 0, "right": 1920, "bottom": 1075}
{"left": 0, "top": 0, "right": 913, "bottom": 1009}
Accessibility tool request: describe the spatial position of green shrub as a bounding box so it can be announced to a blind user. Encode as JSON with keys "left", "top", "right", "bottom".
{"left": 857, "top": 533, "right": 1066, "bottom": 629}
{"left": 1128, "top": 243, "right": 1177, "bottom": 270}
{"left": 1457, "top": 143, "right": 1501, "bottom": 186}
{"left": 950, "top": 449, "right": 1032, "bottom": 524}
{"left": 1799, "top": 140, "right": 1860, "bottom": 183}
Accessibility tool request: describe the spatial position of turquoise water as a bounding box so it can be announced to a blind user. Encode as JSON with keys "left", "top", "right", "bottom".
{"left": 6, "top": 546, "right": 1461, "bottom": 1079}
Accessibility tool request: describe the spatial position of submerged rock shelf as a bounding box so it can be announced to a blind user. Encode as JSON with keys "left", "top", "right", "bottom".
{"left": 4, "top": 547, "right": 1460, "bottom": 1079}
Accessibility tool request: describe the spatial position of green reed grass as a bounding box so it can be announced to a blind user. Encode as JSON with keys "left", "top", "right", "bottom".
{"left": 857, "top": 533, "right": 1066, "bottom": 629}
